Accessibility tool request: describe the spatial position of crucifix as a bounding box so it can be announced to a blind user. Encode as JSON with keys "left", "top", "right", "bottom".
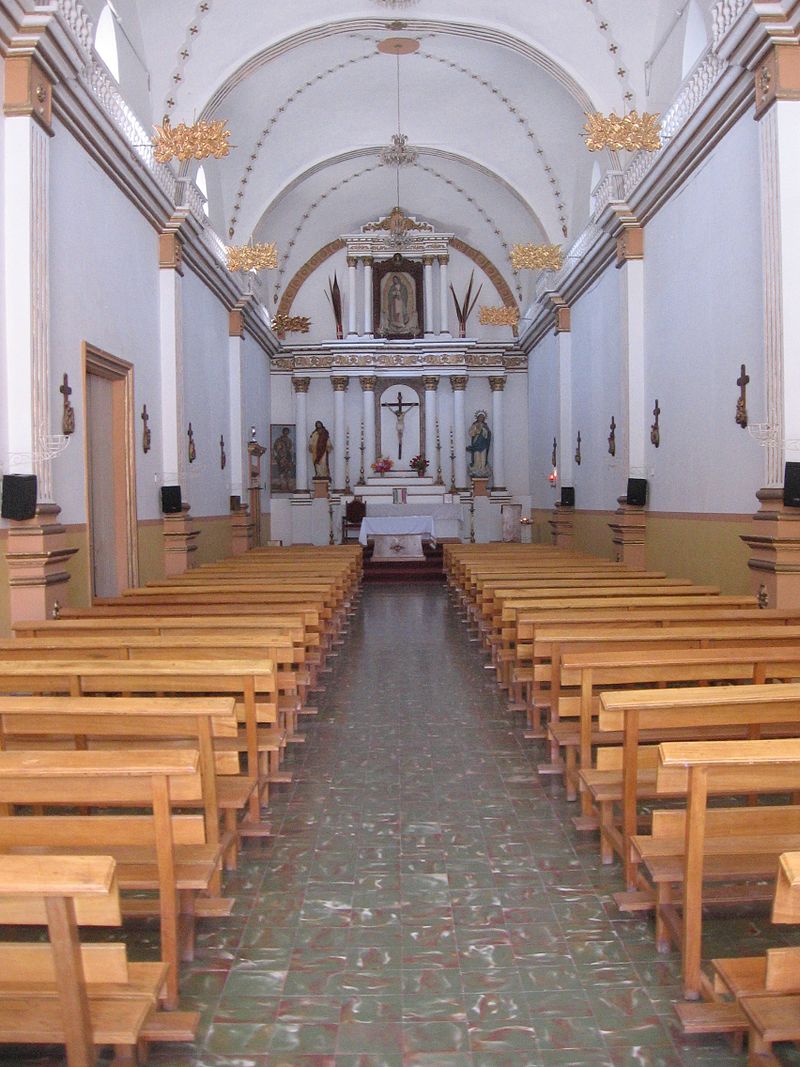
{"left": 650, "top": 399, "right": 661, "bottom": 448}
{"left": 736, "top": 363, "right": 749, "bottom": 428}
{"left": 380, "top": 391, "right": 419, "bottom": 460}
{"left": 60, "top": 373, "right": 75, "bottom": 435}
{"left": 608, "top": 416, "right": 616, "bottom": 457}
{"left": 141, "top": 404, "right": 151, "bottom": 453}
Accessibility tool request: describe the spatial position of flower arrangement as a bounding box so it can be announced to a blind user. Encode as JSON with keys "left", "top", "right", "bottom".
{"left": 409, "top": 454, "right": 429, "bottom": 473}
{"left": 371, "top": 456, "right": 393, "bottom": 474}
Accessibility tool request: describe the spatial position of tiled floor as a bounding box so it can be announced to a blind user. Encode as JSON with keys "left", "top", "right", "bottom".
{"left": 3, "top": 583, "right": 800, "bottom": 1066}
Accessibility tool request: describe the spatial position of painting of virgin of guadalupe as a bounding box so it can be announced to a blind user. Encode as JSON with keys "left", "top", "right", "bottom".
{"left": 379, "top": 271, "right": 419, "bottom": 337}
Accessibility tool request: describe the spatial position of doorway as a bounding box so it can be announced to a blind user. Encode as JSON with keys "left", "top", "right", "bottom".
{"left": 83, "top": 344, "right": 139, "bottom": 598}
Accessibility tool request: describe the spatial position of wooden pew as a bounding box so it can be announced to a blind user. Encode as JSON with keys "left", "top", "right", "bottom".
{"left": 633, "top": 738, "right": 800, "bottom": 999}
{"left": 584, "top": 682, "right": 800, "bottom": 886}
{"left": 0, "top": 749, "right": 219, "bottom": 1010}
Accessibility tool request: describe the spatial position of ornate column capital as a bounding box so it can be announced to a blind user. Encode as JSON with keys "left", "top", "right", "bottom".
{"left": 360, "top": 375, "right": 377, "bottom": 392}
{"left": 346, "top": 256, "right": 358, "bottom": 268}
{"left": 331, "top": 375, "right": 349, "bottom": 392}
{"left": 363, "top": 255, "right": 374, "bottom": 267}
{"left": 3, "top": 55, "right": 53, "bottom": 133}
{"left": 422, "top": 255, "right": 434, "bottom": 267}
{"left": 554, "top": 306, "right": 571, "bottom": 333}
{"left": 229, "top": 309, "right": 245, "bottom": 338}
{"left": 159, "top": 232, "right": 184, "bottom": 274}
{"left": 450, "top": 375, "right": 469, "bottom": 391}
{"left": 437, "top": 254, "right": 449, "bottom": 265}
{"left": 422, "top": 375, "right": 440, "bottom": 391}
{"left": 489, "top": 376, "right": 507, "bottom": 392}
{"left": 292, "top": 376, "right": 311, "bottom": 394}
{"left": 616, "top": 223, "right": 644, "bottom": 267}
{"left": 755, "top": 43, "right": 800, "bottom": 119}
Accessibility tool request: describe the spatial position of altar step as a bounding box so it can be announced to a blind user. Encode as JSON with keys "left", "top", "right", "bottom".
{"left": 362, "top": 543, "right": 444, "bottom": 583}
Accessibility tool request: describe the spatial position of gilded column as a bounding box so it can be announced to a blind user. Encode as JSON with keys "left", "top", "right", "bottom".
{"left": 438, "top": 255, "right": 451, "bottom": 336}
{"left": 331, "top": 376, "right": 349, "bottom": 490}
{"left": 347, "top": 256, "right": 358, "bottom": 338}
{"left": 361, "top": 376, "right": 377, "bottom": 472}
{"left": 451, "top": 376, "right": 469, "bottom": 490}
{"left": 422, "top": 376, "right": 439, "bottom": 471}
{"left": 363, "top": 256, "right": 374, "bottom": 337}
{"left": 293, "top": 377, "right": 311, "bottom": 492}
{"left": 489, "top": 376, "right": 507, "bottom": 491}
{"left": 423, "top": 256, "right": 435, "bottom": 336}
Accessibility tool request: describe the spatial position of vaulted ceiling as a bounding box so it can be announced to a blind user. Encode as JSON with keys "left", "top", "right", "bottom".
{"left": 88, "top": 0, "right": 717, "bottom": 311}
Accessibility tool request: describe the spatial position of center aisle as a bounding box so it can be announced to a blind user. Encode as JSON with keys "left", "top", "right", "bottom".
{"left": 176, "top": 584, "right": 752, "bottom": 1067}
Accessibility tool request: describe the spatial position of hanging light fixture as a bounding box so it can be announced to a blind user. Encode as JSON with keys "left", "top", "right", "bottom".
{"left": 377, "top": 37, "right": 420, "bottom": 248}
{"left": 583, "top": 110, "right": 662, "bottom": 152}
{"left": 371, "top": 0, "right": 420, "bottom": 8}
{"left": 153, "top": 114, "right": 231, "bottom": 164}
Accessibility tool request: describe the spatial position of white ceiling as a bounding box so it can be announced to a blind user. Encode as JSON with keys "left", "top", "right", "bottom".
{"left": 94, "top": 0, "right": 717, "bottom": 309}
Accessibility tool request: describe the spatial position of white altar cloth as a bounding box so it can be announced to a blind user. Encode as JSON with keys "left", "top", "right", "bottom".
{"left": 364, "top": 504, "right": 462, "bottom": 540}
{"left": 358, "top": 515, "right": 437, "bottom": 547}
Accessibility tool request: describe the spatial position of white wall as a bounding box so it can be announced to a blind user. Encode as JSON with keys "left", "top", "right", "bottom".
{"left": 529, "top": 331, "right": 560, "bottom": 508}
{"left": 644, "top": 110, "right": 763, "bottom": 513}
{"left": 180, "top": 266, "right": 232, "bottom": 518}
{"left": 571, "top": 265, "right": 626, "bottom": 510}
{"left": 48, "top": 119, "right": 161, "bottom": 525}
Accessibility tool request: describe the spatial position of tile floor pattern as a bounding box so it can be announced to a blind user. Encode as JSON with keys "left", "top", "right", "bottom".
{"left": 3, "top": 583, "right": 800, "bottom": 1067}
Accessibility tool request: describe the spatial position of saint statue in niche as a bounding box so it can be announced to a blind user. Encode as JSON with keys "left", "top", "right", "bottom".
{"left": 379, "top": 271, "right": 419, "bottom": 337}
{"left": 466, "top": 410, "right": 492, "bottom": 477}
{"left": 309, "top": 420, "right": 332, "bottom": 479}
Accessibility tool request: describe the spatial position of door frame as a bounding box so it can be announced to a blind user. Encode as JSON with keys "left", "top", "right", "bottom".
{"left": 82, "top": 342, "right": 140, "bottom": 597}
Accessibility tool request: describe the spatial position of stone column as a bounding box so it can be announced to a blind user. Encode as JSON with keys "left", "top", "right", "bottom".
{"left": 553, "top": 306, "right": 573, "bottom": 497}
{"left": 2, "top": 53, "right": 77, "bottom": 622}
{"left": 331, "top": 375, "right": 348, "bottom": 491}
{"left": 451, "top": 376, "right": 469, "bottom": 490}
{"left": 228, "top": 308, "right": 253, "bottom": 553}
{"left": 293, "top": 377, "right": 311, "bottom": 492}
{"left": 489, "top": 376, "right": 507, "bottom": 491}
{"left": 438, "top": 255, "right": 451, "bottom": 336}
{"left": 361, "top": 376, "right": 377, "bottom": 473}
{"left": 423, "top": 256, "right": 435, "bottom": 337}
{"left": 616, "top": 225, "right": 646, "bottom": 481}
{"left": 742, "top": 39, "right": 800, "bottom": 605}
{"left": 363, "top": 256, "right": 374, "bottom": 337}
{"left": 3, "top": 53, "right": 54, "bottom": 499}
{"left": 422, "top": 376, "right": 439, "bottom": 471}
{"left": 347, "top": 256, "right": 358, "bottom": 338}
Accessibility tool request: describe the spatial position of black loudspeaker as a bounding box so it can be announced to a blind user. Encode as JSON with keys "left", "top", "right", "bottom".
{"left": 626, "top": 478, "right": 648, "bottom": 507}
{"left": 784, "top": 463, "right": 800, "bottom": 508}
{"left": 560, "top": 486, "right": 575, "bottom": 507}
{"left": 1, "top": 474, "right": 37, "bottom": 521}
{"left": 160, "top": 485, "right": 183, "bottom": 514}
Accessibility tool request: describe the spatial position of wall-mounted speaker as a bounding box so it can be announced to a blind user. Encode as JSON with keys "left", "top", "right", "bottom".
{"left": 1, "top": 474, "right": 37, "bottom": 521}
{"left": 160, "top": 484, "right": 183, "bottom": 514}
{"left": 626, "top": 478, "right": 648, "bottom": 507}
{"left": 560, "top": 486, "right": 575, "bottom": 507}
{"left": 784, "top": 462, "right": 800, "bottom": 508}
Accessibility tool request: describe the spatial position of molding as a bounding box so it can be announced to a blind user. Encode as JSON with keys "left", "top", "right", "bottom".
{"left": 274, "top": 338, "right": 525, "bottom": 372}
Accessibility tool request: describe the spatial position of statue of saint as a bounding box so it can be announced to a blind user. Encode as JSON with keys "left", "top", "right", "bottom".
{"left": 309, "top": 420, "right": 332, "bottom": 479}
{"left": 272, "top": 426, "right": 294, "bottom": 490}
{"left": 466, "top": 411, "right": 491, "bottom": 477}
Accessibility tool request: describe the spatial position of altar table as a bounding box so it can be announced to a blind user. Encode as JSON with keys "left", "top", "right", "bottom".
{"left": 358, "top": 515, "right": 437, "bottom": 547}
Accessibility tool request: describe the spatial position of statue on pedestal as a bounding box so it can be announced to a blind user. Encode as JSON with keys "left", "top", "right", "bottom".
{"left": 466, "top": 410, "right": 492, "bottom": 477}
{"left": 309, "top": 421, "right": 333, "bottom": 479}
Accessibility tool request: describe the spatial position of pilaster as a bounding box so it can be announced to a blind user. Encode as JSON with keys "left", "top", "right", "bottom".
{"left": 163, "top": 504, "right": 200, "bottom": 577}
{"left": 361, "top": 376, "right": 377, "bottom": 472}
{"left": 422, "top": 376, "right": 439, "bottom": 471}
{"left": 489, "top": 376, "right": 507, "bottom": 491}
{"left": 741, "top": 488, "right": 800, "bottom": 608}
{"left": 5, "top": 504, "right": 77, "bottom": 623}
{"left": 609, "top": 499, "right": 647, "bottom": 569}
{"left": 331, "top": 375, "right": 348, "bottom": 491}
{"left": 293, "top": 377, "right": 311, "bottom": 493}
{"left": 451, "top": 375, "right": 469, "bottom": 490}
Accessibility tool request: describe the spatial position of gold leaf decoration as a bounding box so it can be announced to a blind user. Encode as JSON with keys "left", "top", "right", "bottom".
{"left": 153, "top": 116, "right": 231, "bottom": 164}
{"left": 227, "top": 243, "right": 278, "bottom": 272}
{"left": 479, "top": 305, "right": 520, "bottom": 327}
{"left": 510, "top": 244, "right": 562, "bottom": 271}
{"left": 273, "top": 314, "right": 311, "bottom": 334}
{"left": 583, "top": 110, "right": 662, "bottom": 153}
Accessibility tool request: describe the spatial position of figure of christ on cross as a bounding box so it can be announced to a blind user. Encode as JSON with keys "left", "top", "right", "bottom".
{"left": 380, "top": 391, "right": 420, "bottom": 461}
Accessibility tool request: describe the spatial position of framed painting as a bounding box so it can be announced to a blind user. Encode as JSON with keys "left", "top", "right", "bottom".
{"left": 373, "top": 254, "right": 424, "bottom": 340}
{"left": 270, "top": 423, "right": 296, "bottom": 492}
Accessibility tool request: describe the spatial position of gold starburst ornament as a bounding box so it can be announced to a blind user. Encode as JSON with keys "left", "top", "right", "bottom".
{"left": 273, "top": 314, "right": 311, "bottom": 334}
{"left": 583, "top": 110, "right": 662, "bottom": 153}
{"left": 153, "top": 115, "right": 232, "bottom": 164}
{"left": 227, "top": 243, "right": 278, "bottom": 272}
{"left": 510, "top": 244, "right": 563, "bottom": 272}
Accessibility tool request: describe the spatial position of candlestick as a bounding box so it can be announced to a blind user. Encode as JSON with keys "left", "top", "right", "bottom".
{"left": 435, "top": 417, "right": 444, "bottom": 486}
{"left": 357, "top": 420, "right": 365, "bottom": 485}
{"left": 344, "top": 428, "right": 352, "bottom": 493}
{"left": 449, "top": 428, "right": 456, "bottom": 493}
